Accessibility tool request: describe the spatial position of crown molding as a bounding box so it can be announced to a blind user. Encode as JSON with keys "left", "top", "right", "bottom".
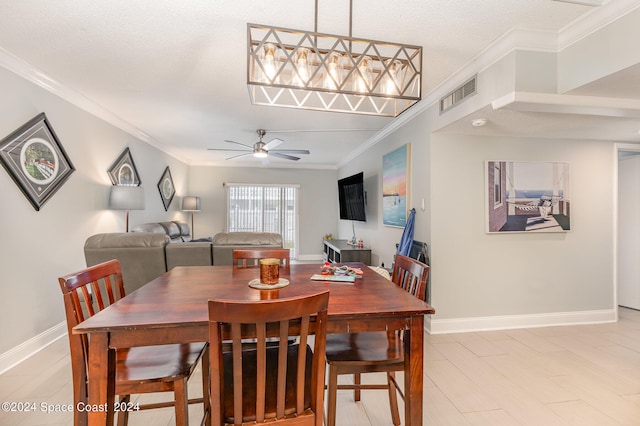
{"left": 557, "top": 0, "right": 640, "bottom": 50}
{"left": 339, "top": 1, "right": 638, "bottom": 168}
{"left": 0, "top": 46, "right": 191, "bottom": 164}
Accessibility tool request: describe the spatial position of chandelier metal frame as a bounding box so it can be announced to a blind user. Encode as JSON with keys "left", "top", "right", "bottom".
{"left": 246, "top": 3, "right": 422, "bottom": 117}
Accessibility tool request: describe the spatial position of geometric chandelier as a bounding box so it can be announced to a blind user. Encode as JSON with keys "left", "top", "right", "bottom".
{"left": 247, "top": 8, "right": 422, "bottom": 117}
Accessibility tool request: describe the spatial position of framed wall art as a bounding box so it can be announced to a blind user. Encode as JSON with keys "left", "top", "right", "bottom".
{"left": 486, "top": 160, "right": 570, "bottom": 233}
{"left": 0, "top": 113, "right": 75, "bottom": 211}
{"left": 107, "top": 147, "right": 141, "bottom": 186}
{"left": 157, "top": 166, "right": 175, "bottom": 211}
{"left": 382, "top": 143, "right": 411, "bottom": 227}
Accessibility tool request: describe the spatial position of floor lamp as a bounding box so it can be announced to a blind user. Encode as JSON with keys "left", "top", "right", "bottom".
{"left": 182, "top": 196, "right": 201, "bottom": 238}
{"left": 109, "top": 186, "right": 145, "bottom": 232}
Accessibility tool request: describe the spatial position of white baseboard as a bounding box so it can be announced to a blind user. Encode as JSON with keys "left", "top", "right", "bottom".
{"left": 426, "top": 308, "right": 617, "bottom": 334}
{"left": 0, "top": 322, "right": 67, "bottom": 375}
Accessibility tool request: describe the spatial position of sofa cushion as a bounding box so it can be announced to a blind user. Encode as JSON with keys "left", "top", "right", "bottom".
{"left": 213, "top": 232, "right": 282, "bottom": 246}
{"left": 166, "top": 242, "right": 213, "bottom": 270}
{"left": 131, "top": 223, "right": 166, "bottom": 235}
{"left": 212, "top": 232, "right": 283, "bottom": 266}
{"left": 159, "top": 221, "right": 182, "bottom": 242}
{"left": 174, "top": 221, "right": 192, "bottom": 242}
{"left": 85, "top": 232, "right": 169, "bottom": 248}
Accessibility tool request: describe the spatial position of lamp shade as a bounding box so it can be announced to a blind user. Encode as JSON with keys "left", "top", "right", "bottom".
{"left": 109, "top": 186, "right": 145, "bottom": 210}
{"left": 182, "top": 196, "right": 201, "bottom": 211}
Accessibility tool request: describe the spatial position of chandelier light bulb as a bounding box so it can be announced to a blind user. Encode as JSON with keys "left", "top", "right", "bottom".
{"left": 261, "top": 43, "right": 277, "bottom": 82}
{"left": 384, "top": 60, "right": 401, "bottom": 95}
{"left": 324, "top": 52, "right": 343, "bottom": 90}
{"left": 293, "top": 47, "right": 311, "bottom": 87}
{"left": 354, "top": 55, "right": 372, "bottom": 93}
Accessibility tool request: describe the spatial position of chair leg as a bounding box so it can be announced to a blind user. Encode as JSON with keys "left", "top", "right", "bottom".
{"left": 116, "top": 395, "right": 130, "bottom": 426}
{"left": 202, "top": 345, "right": 211, "bottom": 426}
{"left": 174, "top": 378, "right": 189, "bottom": 426}
{"left": 326, "top": 365, "right": 339, "bottom": 426}
{"left": 354, "top": 373, "right": 361, "bottom": 401}
{"left": 387, "top": 373, "right": 401, "bottom": 426}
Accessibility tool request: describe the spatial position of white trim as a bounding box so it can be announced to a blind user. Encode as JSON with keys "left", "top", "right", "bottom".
{"left": 614, "top": 143, "right": 640, "bottom": 315}
{"left": 427, "top": 309, "right": 617, "bottom": 335}
{"left": 0, "top": 322, "right": 67, "bottom": 375}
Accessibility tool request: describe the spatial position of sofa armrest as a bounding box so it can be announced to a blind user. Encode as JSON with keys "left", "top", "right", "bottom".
{"left": 84, "top": 233, "right": 168, "bottom": 293}
{"left": 166, "top": 242, "right": 213, "bottom": 270}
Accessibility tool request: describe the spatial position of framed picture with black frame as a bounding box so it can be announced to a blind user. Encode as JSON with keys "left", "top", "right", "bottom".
{"left": 107, "top": 147, "right": 141, "bottom": 186}
{"left": 0, "top": 113, "right": 75, "bottom": 211}
{"left": 157, "top": 166, "right": 175, "bottom": 211}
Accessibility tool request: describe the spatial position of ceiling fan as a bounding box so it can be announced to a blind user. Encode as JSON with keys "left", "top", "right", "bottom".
{"left": 208, "top": 129, "right": 310, "bottom": 161}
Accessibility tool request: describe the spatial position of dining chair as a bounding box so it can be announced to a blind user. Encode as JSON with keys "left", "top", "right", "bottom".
{"left": 58, "top": 259, "right": 210, "bottom": 426}
{"left": 324, "top": 254, "right": 429, "bottom": 426}
{"left": 207, "top": 290, "right": 330, "bottom": 425}
{"left": 232, "top": 248, "right": 291, "bottom": 269}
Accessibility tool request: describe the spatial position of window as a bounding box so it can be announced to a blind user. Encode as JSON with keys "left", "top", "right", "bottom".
{"left": 224, "top": 183, "right": 299, "bottom": 258}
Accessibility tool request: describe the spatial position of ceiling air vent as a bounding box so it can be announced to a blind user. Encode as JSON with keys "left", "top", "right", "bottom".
{"left": 439, "top": 75, "right": 477, "bottom": 114}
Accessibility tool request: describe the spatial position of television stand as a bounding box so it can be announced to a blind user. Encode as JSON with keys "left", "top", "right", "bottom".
{"left": 323, "top": 239, "right": 371, "bottom": 265}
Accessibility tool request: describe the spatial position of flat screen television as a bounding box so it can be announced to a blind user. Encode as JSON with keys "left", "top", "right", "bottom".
{"left": 338, "top": 172, "right": 366, "bottom": 222}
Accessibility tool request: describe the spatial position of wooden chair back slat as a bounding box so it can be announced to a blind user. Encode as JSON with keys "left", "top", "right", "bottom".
{"left": 276, "top": 321, "right": 288, "bottom": 418}
{"left": 208, "top": 290, "right": 329, "bottom": 425}
{"left": 256, "top": 322, "right": 267, "bottom": 421}
{"left": 391, "top": 254, "right": 429, "bottom": 301}
{"left": 233, "top": 248, "right": 291, "bottom": 269}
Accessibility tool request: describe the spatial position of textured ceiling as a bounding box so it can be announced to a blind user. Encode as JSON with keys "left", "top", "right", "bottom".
{"left": 0, "top": 0, "right": 636, "bottom": 167}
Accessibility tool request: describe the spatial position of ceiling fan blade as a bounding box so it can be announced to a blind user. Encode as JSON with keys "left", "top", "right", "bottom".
{"left": 270, "top": 149, "right": 310, "bottom": 154}
{"left": 263, "top": 138, "right": 284, "bottom": 150}
{"left": 269, "top": 152, "right": 300, "bottom": 161}
{"left": 207, "top": 148, "right": 251, "bottom": 152}
{"left": 224, "top": 139, "right": 254, "bottom": 149}
{"left": 226, "top": 152, "right": 254, "bottom": 160}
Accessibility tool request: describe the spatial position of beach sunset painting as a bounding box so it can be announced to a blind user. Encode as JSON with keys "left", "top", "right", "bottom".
{"left": 383, "top": 144, "right": 410, "bottom": 227}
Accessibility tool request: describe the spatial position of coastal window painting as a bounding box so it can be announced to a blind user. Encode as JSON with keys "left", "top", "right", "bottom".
{"left": 486, "top": 161, "right": 570, "bottom": 233}
{"left": 383, "top": 144, "right": 410, "bottom": 227}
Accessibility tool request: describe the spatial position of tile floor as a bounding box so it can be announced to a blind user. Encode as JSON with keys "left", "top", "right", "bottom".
{"left": 1, "top": 308, "right": 640, "bottom": 425}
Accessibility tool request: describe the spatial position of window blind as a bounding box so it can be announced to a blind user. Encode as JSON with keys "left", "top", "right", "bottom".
{"left": 224, "top": 183, "right": 299, "bottom": 258}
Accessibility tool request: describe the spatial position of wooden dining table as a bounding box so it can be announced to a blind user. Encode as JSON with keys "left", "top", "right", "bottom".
{"left": 73, "top": 262, "right": 435, "bottom": 425}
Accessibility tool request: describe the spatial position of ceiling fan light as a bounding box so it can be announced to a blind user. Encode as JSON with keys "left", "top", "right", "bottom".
{"left": 253, "top": 149, "right": 268, "bottom": 158}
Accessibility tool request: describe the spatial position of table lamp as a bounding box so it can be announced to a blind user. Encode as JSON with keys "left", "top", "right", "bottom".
{"left": 109, "top": 186, "right": 145, "bottom": 232}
